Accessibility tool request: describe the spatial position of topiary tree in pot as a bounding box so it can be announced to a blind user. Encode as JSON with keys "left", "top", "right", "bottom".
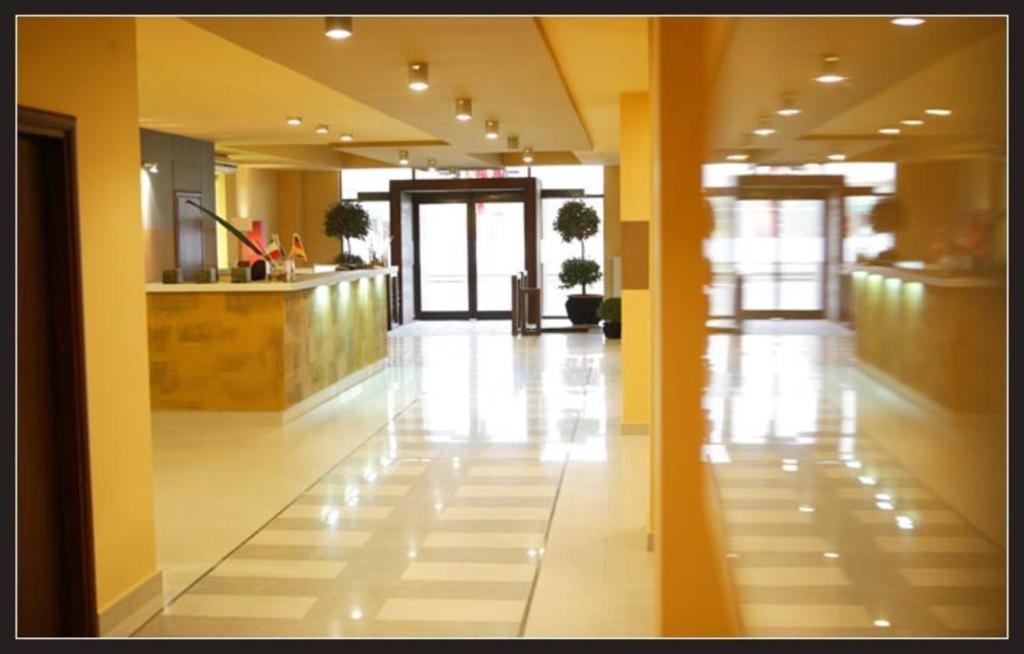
{"left": 324, "top": 200, "right": 371, "bottom": 269}
{"left": 554, "top": 200, "right": 603, "bottom": 325}
{"left": 596, "top": 297, "right": 621, "bottom": 340}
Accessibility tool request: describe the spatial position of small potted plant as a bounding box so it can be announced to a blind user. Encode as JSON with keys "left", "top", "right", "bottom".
{"left": 596, "top": 297, "right": 621, "bottom": 339}
{"left": 554, "top": 200, "right": 603, "bottom": 325}
{"left": 324, "top": 200, "right": 370, "bottom": 269}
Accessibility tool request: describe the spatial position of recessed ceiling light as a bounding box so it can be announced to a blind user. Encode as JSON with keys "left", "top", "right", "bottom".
{"left": 507, "top": 135, "right": 520, "bottom": 150}
{"left": 878, "top": 127, "right": 901, "bottom": 135}
{"left": 815, "top": 55, "right": 846, "bottom": 84}
{"left": 408, "top": 63, "right": 429, "bottom": 91}
{"left": 753, "top": 116, "right": 775, "bottom": 137}
{"left": 522, "top": 147, "right": 534, "bottom": 164}
{"left": 827, "top": 153, "right": 847, "bottom": 161}
{"left": 286, "top": 116, "right": 302, "bottom": 126}
{"left": 823, "top": 552, "right": 840, "bottom": 559}
{"left": 925, "top": 108, "right": 952, "bottom": 116}
{"left": 324, "top": 16, "right": 353, "bottom": 39}
{"left": 339, "top": 133, "right": 354, "bottom": 142}
{"left": 485, "top": 120, "right": 500, "bottom": 140}
{"left": 859, "top": 475, "right": 878, "bottom": 485}
{"left": 777, "top": 94, "right": 801, "bottom": 116}
{"left": 892, "top": 17, "right": 925, "bottom": 26}
{"left": 726, "top": 153, "right": 749, "bottom": 161}
{"left": 398, "top": 150, "right": 409, "bottom": 166}
{"left": 455, "top": 98, "right": 472, "bottom": 121}
{"left": 798, "top": 505, "right": 815, "bottom": 513}
{"left": 874, "top": 619, "right": 892, "bottom": 628}
{"left": 315, "top": 124, "right": 329, "bottom": 134}
{"left": 901, "top": 118, "right": 925, "bottom": 126}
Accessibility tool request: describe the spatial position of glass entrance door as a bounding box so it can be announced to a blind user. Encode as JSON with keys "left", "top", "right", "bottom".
{"left": 735, "top": 198, "right": 826, "bottom": 316}
{"left": 414, "top": 195, "right": 525, "bottom": 319}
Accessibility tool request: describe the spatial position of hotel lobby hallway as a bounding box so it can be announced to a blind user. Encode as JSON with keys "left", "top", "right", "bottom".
{"left": 138, "top": 322, "right": 654, "bottom": 637}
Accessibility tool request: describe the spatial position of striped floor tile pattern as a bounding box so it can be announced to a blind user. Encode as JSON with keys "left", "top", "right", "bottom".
{"left": 136, "top": 330, "right": 598, "bottom": 637}
{"left": 705, "top": 332, "right": 1006, "bottom": 637}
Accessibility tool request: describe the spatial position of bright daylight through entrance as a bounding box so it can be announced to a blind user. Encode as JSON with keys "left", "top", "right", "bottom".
{"left": 13, "top": 8, "right": 1009, "bottom": 643}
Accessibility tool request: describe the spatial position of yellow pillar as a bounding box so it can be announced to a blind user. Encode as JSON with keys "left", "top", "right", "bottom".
{"left": 619, "top": 92, "right": 652, "bottom": 434}
{"left": 650, "top": 17, "right": 739, "bottom": 636}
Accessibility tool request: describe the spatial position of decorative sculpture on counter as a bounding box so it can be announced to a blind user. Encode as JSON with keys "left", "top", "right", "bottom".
{"left": 186, "top": 200, "right": 270, "bottom": 281}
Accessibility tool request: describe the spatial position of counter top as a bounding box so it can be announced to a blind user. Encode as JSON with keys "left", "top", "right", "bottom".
{"left": 146, "top": 266, "right": 397, "bottom": 293}
{"left": 845, "top": 263, "right": 1004, "bottom": 289}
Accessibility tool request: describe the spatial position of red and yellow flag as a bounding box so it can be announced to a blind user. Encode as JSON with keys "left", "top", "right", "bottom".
{"left": 290, "top": 233, "right": 307, "bottom": 261}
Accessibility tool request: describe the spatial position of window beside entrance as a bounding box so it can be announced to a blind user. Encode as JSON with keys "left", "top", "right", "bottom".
{"left": 341, "top": 168, "right": 412, "bottom": 263}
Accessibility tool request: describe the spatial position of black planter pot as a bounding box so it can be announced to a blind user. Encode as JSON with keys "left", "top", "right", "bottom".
{"left": 602, "top": 321, "right": 621, "bottom": 339}
{"left": 565, "top": 295, "right": 603, "bottom": 325}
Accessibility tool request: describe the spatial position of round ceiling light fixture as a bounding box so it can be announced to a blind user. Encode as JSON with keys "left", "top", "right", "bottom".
{"left": 752, "top": 116, "right": 776, "bottom": 137}
{"left": 900, "top": 118, "right": 925, "bottom": 126}
{"left": 776, "top": 94, "right": 801, "bottom": 116}
{"left": 726, "top": 153, "right": 749, "bottom": 161}
{"left": 815, "top": 55, "right": 846, "bottom": 84}
{"left": 286, "top": 116, "right": 303, "bottom": 126}
{"left": 398, "top": 150, "right": 409, "bottom": 166}
{"left": 506, "top": 135, "right": 520, "bottom": 150}
{"left": 315, "top": 124, "right": 329, "bottom": 134}
{"left": 339, "top": 133, "right": 354, "bottom": 142}
{"left": 427, "top": 158, "right": 437, "bottom": 171}
{"left": 522, "top": 147, "right": 534, "bottom": 164}
{"left": 455, "top": 98, "right": 472, "bottom": 121}
{"left": 925, "top": 108, "right": 952, "bottom": 116}
{"left": 827, "top": 153, "right": 847, "bottom": 161}
{"left": 324, "top": 17, "right": 353, "bottom": 39}
{"left": 878, "top": 127, "right": 901, "bottom": 135}
{"left": 891, "top": 17, "right": 925, "bottom": 26}
{"left": 408, "top": 63, "right": 429, "bottom": 91}
{"left": 485, "top": 120, "right": 500, "bottom": 140}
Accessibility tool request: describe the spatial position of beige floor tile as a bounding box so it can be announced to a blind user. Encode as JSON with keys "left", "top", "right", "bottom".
{"left": 725, "top": 509, "right": 815, "bottom": 524}
{"left": 741, "top": 603, "right": 871, "bottom": 628}
{"left": 402, "top": 562, "right": 536, "bottom": 582}
{"left": 468, "top": 465, "right": 557, "bottom": 478}
{"left": 852, "top": 509, "right": 962, "bottom": 525}
{"left": 733, "top": 566, "right": 850, "bottom": 586}
{"left": 422, "top": 531, "right": 545, "bottom": 549}
{"left": 249, "top": 529, "right": 372, "bottom": 547}
{"left": 211, "top": 558, "right": 346, "bottom": 579}
{"left": 728, "top": 536, "right": 834, "bottom": 553}
{"left": 835, "top": 486, "right": 935, "bottom": 500}
{"left": 455, "top": 485, "right": 556, "bottom": 498}
{"left": 713, "top": 466, "right": 794, "bottom": 480}
{"left": 874, "top": 536, "right": 997, "bottom": 554}
{"left": 167, "top": 594, "right": 318, "bottom": 619}
{"left": 440, "top": 507, "right": 550, "bottom": 521}
{"left": 930, "top": 605, "right": 1006, "bottom": 631}
{"left": 899, "top": 568, "right": 1006, "bottom": 587}
{"left": 306, "top": 483, "right": 410, "bottom": 497}
{"left": 719, "top": 487, "right": 799, "bottom": 500}
{"left": 279, "top": 505, "right": 394, "bottom": 520}
{"left": 375, "top": 598, "right": 526, "bottom": 623}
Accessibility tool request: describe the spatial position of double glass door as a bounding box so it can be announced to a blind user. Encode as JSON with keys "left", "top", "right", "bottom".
{"left": 414, "top": 194, "right": 526, "bottom": 319}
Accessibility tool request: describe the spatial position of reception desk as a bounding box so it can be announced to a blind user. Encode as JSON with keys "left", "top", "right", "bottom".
{"left": 146, "top": 267, "right": 394, "bottom": 419}
{"left": 849, "top": 263, "right": 1005, "bottom": 414}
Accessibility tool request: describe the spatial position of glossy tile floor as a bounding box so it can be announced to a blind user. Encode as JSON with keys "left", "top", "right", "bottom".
{"left": 705, "top": 322, "right": 1006, "bottom": 637}
{"left": 140, "top": 321, "right": 653, "bottom": 637}
{"left": 140, "top": 319, "right": 1004, "bottom": 637}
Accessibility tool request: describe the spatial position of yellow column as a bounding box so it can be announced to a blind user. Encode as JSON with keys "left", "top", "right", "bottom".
{"left": 619, "top": 92, "right": 652, "bottom": 434}
{"left": 650, "top": 17, "right": 739, "bottom": 636}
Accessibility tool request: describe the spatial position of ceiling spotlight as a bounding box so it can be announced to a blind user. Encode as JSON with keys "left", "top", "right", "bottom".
{"left": 455, "top": 98, "right": 472, "bottom": 121}
{"left": 339, "top": 133, "right": 354, "bottom": 142}
{"left": 726, "top": 153, "right": 749, "bottom": 161}
{"left": 776, "top": 94, "right": 801, "bottom": 116}
{"left": 398, "top": 150, "right": 409, "bottom": 166}
{"left": 142, "top": 161, "right": 159, "bottom": 173}
{"left": 891, "top": 17, "right": 925, "bottom": 26}
{"left": 901, "top": 118, "right": 925, "bottom": 126}
{"left": 827, "top": 153, "right": 847, "bottom": 161}
{"left": 522, "top": 147, "right": 534, "bottom": 164}
{"left": 408, "top": 63, "right": 429, "bottom": 91}
{"left": 324, "top": 16, "right": 353, "bottom": 39}
{"left": 874, "top": 619, "right": 892, "bottom": 628}
{"left": 878, "top": 127, "right": 901, "bottom": 135}
{"left": 427, "top": 158, "right": 437, "bottom": 172}
{"left": 815, "top": 55, "right": 846, "bottom": 84}
{"left": 925, "top": 108, "right": 952, "bottom": 116}
{"left": 485, "top": 120, "right": 500, "bottom": 140}
{"left": 752, "top": 117, "right": 776, "bottom": 137}
{"left": 507, "top": 136, "right": 520, "bottom": 150}
{"left": 286, "top": 116, "right": 302, "bottom": 126}
{"left": 315, "top": 124, "right": 329, "bottom": 134}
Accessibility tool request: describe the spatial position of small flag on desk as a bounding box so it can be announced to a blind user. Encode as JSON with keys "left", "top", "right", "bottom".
{"left": 290, "top": 233, "right": 307, "bottom": 261}
{"left": 265, "top": 233, "right": 284, "bottom": 260}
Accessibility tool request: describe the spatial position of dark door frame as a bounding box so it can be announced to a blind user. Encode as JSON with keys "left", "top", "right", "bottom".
{"left": 390, "top": 177, "right": 541, "bottom": 324}
{"left": 17, "top": 106, "right": 98, "bottom": 636}
{"left": 411, "top": 191, "right": 525, "bottom": 320}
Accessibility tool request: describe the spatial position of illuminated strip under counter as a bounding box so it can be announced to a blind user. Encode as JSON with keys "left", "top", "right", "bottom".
{"left": 146, "top": 266, "right": 398, "bottom": 293}
{"left": 847, "top": 264, "right": 1004, "bottom": 289}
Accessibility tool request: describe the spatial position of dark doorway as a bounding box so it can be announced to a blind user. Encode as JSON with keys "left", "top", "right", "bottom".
{"left": 174, "top": 190, "right": 206, "bottom": 276}
{"left": 17, "top": 107, "right": 98, "bottom": 637}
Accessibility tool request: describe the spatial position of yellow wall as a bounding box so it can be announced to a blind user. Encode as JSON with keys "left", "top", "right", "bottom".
{"left": 214, "top": 173, "right": 229, "bottom": 268}
{"left": 603, "top": 166, "right": 622, "bottom": 297}
{"left": 619, "top": 92, "right": 652, "bottom": 429}
{"left": 650, "top": 17, "right": 739, "bottom": 635}
{"left": 300, "top": 171, "right": 342, "bottom": 264}
{"left": 18, "top": 17, "right": 159, "bottom": 613}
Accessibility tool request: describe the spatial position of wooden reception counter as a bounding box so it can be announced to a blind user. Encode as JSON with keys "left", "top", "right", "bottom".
{"left": 146, "top": 267, "right": 395, "bottom": 419}
{"left": 849, "top": 263, "right": 1005, "bottom": 415}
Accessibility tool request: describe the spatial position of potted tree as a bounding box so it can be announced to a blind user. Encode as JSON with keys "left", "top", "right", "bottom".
{"left": 596, "top": 297, "right": 621, "bottom": 339}
{"left": 554, "top": 200, "right": 603, "bottom": 325}
{"left": 324, "top": 200, "right": 371, "bottom": 269}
